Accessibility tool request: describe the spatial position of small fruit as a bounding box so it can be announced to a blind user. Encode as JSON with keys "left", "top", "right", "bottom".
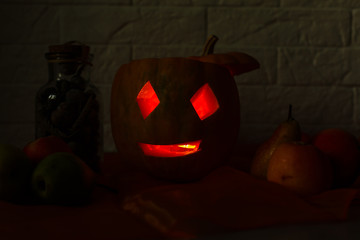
{"left": 23, "top": 135, "right": 72, "bottom": 164}
{"left": 32, "top": 152, "right": 96, "bottom": 205}
{"left": 267, "top": 141, "right": 333, "bottom": 196}
{"left": 0, "top": 143, "right": 34, "bottom": 203}
{"left": 312, "top": 128, "right": 360, "bottom": 188}
{"left": 251, "top": 105, "right": 301, "bottom": 179}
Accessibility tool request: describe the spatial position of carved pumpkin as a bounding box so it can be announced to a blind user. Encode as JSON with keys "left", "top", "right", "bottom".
{"left": 111, "top": 36, "right": 259, "bottom": 181}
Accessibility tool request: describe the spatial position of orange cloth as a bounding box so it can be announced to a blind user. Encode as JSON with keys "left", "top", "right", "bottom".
{"left": 0, "top": 152, "right": 358, "bottom": 240}
{"left": 100, "top": 150, "right": 360, "bottom": 239}
{"left": 121, "top": 166, "right": 359, "bottom": 239}
{"left": 0, "top": 186, "right": 164, "bottom": 240}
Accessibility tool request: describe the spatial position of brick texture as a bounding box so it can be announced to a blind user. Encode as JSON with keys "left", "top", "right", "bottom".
{"left": 281, "top": 0, "right": 360, "bottom": 8}
{"left": 0, "top": 5, "right": 59, "bottom": 44}
{"left": 208, "top": 8, "right": 350, "bottom": 47}
{"left": 0, "top": 1, "right": 359, "bottom": 152}
{"left": 278, "top": 48, "right": 351, "bottom": 86}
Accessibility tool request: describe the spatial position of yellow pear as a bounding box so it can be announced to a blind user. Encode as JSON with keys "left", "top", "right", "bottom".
{"left": 267, "top": 141, "right": 333, "bottom": 196}
{"left": 250, "top": 105, "right": 301, "bottom": 179}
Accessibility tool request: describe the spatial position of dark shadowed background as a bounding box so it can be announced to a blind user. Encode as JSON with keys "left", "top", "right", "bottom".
{"left": 1, "top": 0, "right": 360, "bottom": 152}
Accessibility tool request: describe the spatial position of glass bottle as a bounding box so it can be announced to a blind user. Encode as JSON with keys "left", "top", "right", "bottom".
{"left": 35, "top": 41, "right": 103, "bottom": 173}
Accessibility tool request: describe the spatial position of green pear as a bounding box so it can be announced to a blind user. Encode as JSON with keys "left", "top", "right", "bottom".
{"left": 32, "top": 152, "right": 96, "bottom": 205}
{"left": 0, "top": 143, "right": 34, "bottom": 203}
{"left": 250, "top": 105, "right": 301, "bottom": 179}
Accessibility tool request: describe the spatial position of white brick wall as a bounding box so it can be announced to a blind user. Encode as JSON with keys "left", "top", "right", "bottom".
{"left": 1, "top": 0, "right": 360, "bottom": 151}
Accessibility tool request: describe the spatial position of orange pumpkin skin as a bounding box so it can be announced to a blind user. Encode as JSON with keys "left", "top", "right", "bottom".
{"left": 111, "top": 55, "right": 258, "bottom": 182}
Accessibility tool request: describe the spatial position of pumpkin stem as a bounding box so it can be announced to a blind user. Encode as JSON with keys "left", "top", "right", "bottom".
{"left": 201, "top": 35, "right": 219, "bottom": 56}
{"left": 288, "top": 104, "right": 293, "bottom": 121}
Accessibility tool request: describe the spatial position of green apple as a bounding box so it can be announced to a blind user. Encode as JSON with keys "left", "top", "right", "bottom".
{"left": 0, "top": 143, "right": 34, "bottom": 203}
{"left": 32, "top": 152, "right": 96, "bottom": 205}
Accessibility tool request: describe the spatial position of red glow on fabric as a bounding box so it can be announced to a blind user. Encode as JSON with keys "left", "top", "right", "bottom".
{"left": 137, "top": 81, "right": 160, "bottom": 119}
{"left": 190, "top": 83, "right": 219, "bottom": 120}
{"left": 139, "top": 140, "right": 202, "bottom": 157}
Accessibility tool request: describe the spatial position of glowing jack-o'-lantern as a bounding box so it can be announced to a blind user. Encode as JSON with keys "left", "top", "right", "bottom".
{"left": 111, "top": 35, "right": 259, "bottom": 181}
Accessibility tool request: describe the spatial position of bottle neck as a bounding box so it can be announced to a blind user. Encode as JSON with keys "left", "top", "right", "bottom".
{"left": 47, "top": 61, "right": 91, "bottom": 84}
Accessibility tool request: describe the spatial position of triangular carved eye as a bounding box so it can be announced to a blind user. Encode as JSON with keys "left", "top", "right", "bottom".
{"left": 137, "top": 81, "right": 160, "bottom": 119}
{"left": 190, "top": 83, "right": 219, "bottom": 120}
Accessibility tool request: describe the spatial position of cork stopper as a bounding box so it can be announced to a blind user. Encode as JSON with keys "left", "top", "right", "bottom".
{"left": 46, "top": 41, "right": 92, "bottom": 64}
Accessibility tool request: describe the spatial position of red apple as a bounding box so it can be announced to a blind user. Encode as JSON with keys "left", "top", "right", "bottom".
{"left": 23, "top": 135, "right": 72, "bottom": 164}
{"left": 312, "top": 128, "right": 360, "bottom": 188}
{"left": 267, "top": 141, "right": 333, "bottom": 196}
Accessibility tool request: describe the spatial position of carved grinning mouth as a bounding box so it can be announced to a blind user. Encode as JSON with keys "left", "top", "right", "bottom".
{"left": 138, "top": 140, "right": 202, "bottom": 158}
